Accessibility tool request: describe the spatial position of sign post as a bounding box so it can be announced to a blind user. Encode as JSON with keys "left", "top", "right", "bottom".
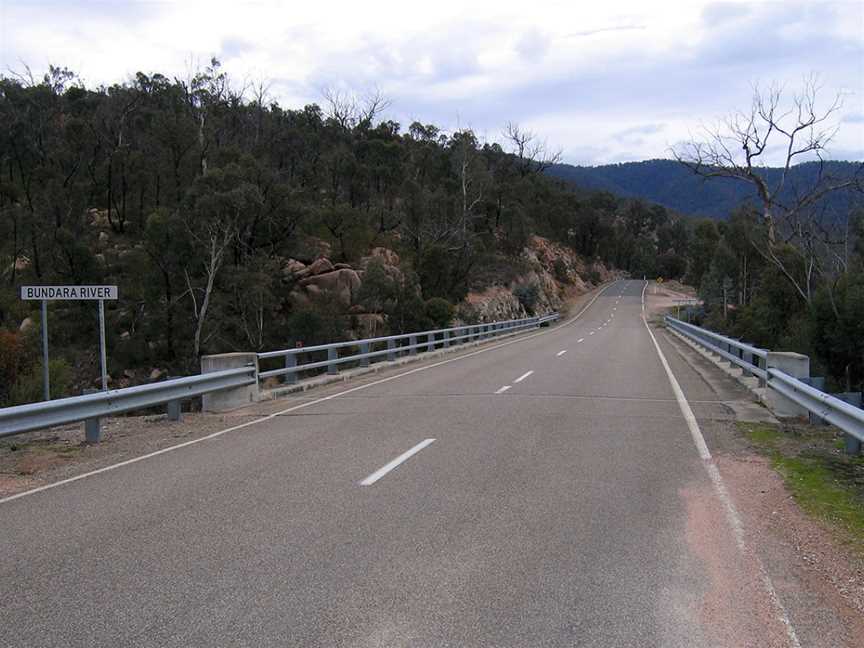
{"left": 20, "top": 286, "right": 119, "bottom": 396}
{"left": 41, "top": 300, "right": 50, "bottom": 400}
{"left": 98, "top": 299, "right": 108, "bottom": 390}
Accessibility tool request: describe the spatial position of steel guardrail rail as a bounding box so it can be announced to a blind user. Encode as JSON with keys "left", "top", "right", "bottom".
{"left": 664, "top": 316, "right": 864, "bottom": 443}
{"left": 0, "top": 367, "right": 256, "bottom": 438}
{"left": 768, "top": 369, "right": 864, "bottom": 443}
{"left": 666, "top": 316, "right": 766, "bottom": 358}
{"left": 665, "top": 316, "right": 768, "bottom": 381}
{"left": 258, "top": 313, "right": 560, "bottom": 380}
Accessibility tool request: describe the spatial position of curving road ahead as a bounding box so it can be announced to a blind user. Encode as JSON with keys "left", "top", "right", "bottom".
{"left": 0, "top": 280, "right": 801, "bottom": 647}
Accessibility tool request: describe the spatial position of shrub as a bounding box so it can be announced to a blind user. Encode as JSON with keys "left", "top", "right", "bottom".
{"left": 553, "top": 258, "right": 570, "bottom": 283}
{"left": 286, "top": 304, "right": 349, "bottom": 347}
{"left": 0, "top": 330, "right": 25, "bottom": 403}
{"left": 584, "top": 268, "right": 602, "bottom": 285}
{"left": 513, "top": 283, "right": 541, "bottom": 314}
{"left": 425, "top": 297, "right": 455, "bottom": 328}
{"left": 7, "top": 358, "right": 73, "bottom": 406}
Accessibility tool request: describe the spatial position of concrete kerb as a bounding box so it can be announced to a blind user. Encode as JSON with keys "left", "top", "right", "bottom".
{"left": 665, "top": 325, "right": 821, "bottom": 421}
{"left": 260, "top": 324, "right": 547, "bottom": 402}
{"left": 201, "top": 352, "right": 260, "bottom": 413}
{"left": 665, "top": 326, "right": 768, "bottom": 403}
{"left": 765, "top": 352, "right": 810, "bottom": 418}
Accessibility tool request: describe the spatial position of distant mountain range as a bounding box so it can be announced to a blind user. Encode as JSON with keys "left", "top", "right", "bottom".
{"left": 545, "top": 159, "right": 862, "bottom": 219}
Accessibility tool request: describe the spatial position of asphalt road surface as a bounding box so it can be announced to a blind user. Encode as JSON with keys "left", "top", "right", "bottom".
{"left": 0, "top": 280, "right": 800, "bottom": 647}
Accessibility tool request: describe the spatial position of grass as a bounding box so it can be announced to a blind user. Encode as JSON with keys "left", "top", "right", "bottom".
{"left": 739, "top": 421, "right": 864, "bottom": 554}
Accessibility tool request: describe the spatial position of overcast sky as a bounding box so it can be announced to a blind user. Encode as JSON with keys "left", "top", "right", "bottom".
{"left": 2, "top": 0, "right": 862, "bottom": 165}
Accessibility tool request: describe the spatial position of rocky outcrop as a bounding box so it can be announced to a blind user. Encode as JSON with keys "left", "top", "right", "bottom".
{"left": 461, "top": 235, "right": 616, "bottom": 321}
{"left": 463, "top": 287, "right": 527, "bottom": 322}
{"left": 283, "top": 254, "right": 361, "bottom": 311}
{"left": 297, "top": 268, "right": 361, "bottom": 308}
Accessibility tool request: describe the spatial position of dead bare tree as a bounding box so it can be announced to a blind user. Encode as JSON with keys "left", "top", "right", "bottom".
{"left": 672, "top": 75, "right": 863, "bottom": 303}
{"left": 183, "top": 219, "right": 236, "bottom": 359}
{"left": 453, "top": 130, "right": 485, "bottom": 245}
{"left": 321, "top": 86, "right": 391, "bottom": 130}
{"left": 504, "top": 121, "right": 563, "bottom": 177}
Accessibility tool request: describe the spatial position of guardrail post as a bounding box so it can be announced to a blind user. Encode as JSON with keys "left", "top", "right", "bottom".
{"left": 359, "top": 342, "right": 370, "bottom": 368}
{"left": 284, "top": 353, "right": 298, "bottom": 385}
{"left": 82, "top": 388, "right": 101, "bottom": 443}
{"left": 741, "top": 349, "right": 753, "bottom": 377}
{"left": 327, "top": 348, "right": 339, "bottom": 374}
{"left": 755, "top": 356, "right": 767, "bottom": 387}
{"left": 166, "top": 376, "right": 182, "bottom": 421}
{"left": 427, "top": 332, "right": 435, "bottom": 352}
{"left": 443, "top": 330, "right": 450, "bottom": 348}
{"left": 387, "top": 339, "right": 396, "bottom": 361}
{"left": 801, "top": 377, "right": 827, "bottom": 425}
{"left": 833, "top": 392, "right": 863, "bottom": 455}
{"left": 765, "top": 352, "right": 810, "bottom": 417}
{"left": 409, "top": 335, "right": 417, "bottom": 355}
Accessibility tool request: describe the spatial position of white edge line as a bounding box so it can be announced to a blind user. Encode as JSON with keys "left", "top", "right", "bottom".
{"left": 359, "top": 438, "right": 435, "bottom": 486}
{"left": 0, "top": 281, "right": 621, "bottom": 506}
{"left": 513, "top": 370, "right": 534, "bottom": 383}
{"left": 639, "top": 281, "right": 801, "bottom": 648}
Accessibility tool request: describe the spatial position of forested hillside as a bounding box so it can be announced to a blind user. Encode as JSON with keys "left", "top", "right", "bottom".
{"left": 0, "top": 63, "right": 686, "bottom": 404}
{"left": 547, "top": 159, "right": 861, "bottom": 219}
{"left": 2, "top": 63, "right": 862, "bottom": 406}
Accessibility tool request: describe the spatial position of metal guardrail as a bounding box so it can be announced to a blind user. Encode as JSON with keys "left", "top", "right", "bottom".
{"left": 0, "top": 312, "right": 559, "bottom": 441}
{"left": 665, "top": 316, "right": 864, "bottom": 445}
{"left": 767, "top": 369, "right": 864, "bottom": 444}
{"left": 665, "top": 316, "right": 768, "bottom": 381}
{"left": 258, "top": 313, "right": 560, "bottom": 382}
{"left": 0, "top": 367, "right": 256, "bottom": 440}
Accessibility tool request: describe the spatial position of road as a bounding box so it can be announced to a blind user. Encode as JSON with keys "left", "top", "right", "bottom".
{"left": 0, "top": 280, "right": 799, "bottom": 647}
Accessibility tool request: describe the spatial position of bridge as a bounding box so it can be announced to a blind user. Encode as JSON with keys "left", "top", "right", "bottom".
{"left": 0, "top": 280, "right": 858, "bottom": 646}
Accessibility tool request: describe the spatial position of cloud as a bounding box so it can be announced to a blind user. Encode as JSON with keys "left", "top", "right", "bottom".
{"left": 0, "top": 0, "right": 861, "bottom": 165}
{"left": 564, "top": 25, "right": 646, "bottom": 38}
{"left": 614, "top": 124, "right": 667, "bottom": 140}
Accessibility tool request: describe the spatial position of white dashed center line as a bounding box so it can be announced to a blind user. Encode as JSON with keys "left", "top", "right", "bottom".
{"left": 514, "top": 370, "right": 534, "bottom": 383}
{"left": 495, "top": 385, "right": 511, "bottom": 394}
{"left": 556, "top": 350, "right": 568, "bottom": 357}
{"left": 360, "top": 438, "right": 436, "bottom": 486}
{"left": 577, "top": 338, "right": 584, "bottom": 343}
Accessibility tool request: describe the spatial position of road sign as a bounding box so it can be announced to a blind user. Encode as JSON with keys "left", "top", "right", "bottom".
{"left": 20, "top": 285, "right": 118, "bottom": 300}
{"left": 19, "top": 285, "right": 119, "bottom": 398}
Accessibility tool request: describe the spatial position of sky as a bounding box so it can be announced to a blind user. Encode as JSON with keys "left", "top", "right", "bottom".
{"left": 1, "top": 0, "right": 862, "bottom": 166}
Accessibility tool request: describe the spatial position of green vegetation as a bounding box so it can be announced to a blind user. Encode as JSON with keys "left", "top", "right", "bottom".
{"left": 0, "top": 62, "right": 685, "bottom": 403}
{"left": 688, "top": 209, "right": 864, "bottom": 393}
{"left": 739, "top": 421, "right": 864, "bottom": 554}
{"left": 0, "top": 65, "right": 859, "bottom": 405}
